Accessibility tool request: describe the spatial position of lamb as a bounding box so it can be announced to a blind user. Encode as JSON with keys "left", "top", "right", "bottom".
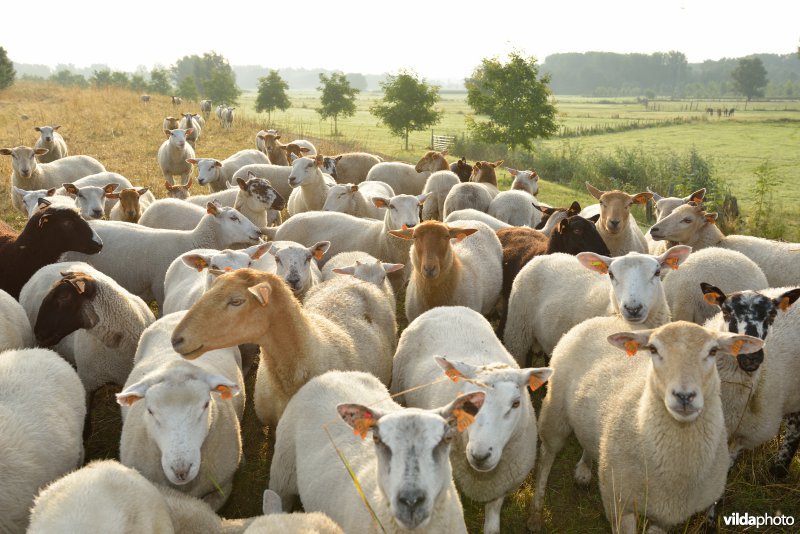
{"left": 0, "top": 288, "right": 32, "bottom": 351}
{"left": 649, "top": 201, "right": 800, "bottom": 287}
{"left": 33, "top": 125, "right": 68, "bottom": 162}
{"left": 421, "top": 170, "right": 461, "bottom": 221}
{"left": 0, "top": 205, "right": 103, "bottom": 299}
{"left": 529, "top": 320, "right": 762, "bottom": 533}
{"left": 171, "top": 268, "right": 397, "bottom": 429}
{"left": 322, "top": 181, "right": 394, "bottom": 219}
{"left": 365, "top": 150, "right": 449, "bottom": 195}
{"left": 62, "top": 202, "right": 262, "bottom": 309}
{"left": 267, "top": 370, "right": 484, "bottom": 533}
{"left": 108, "top": 187, "right": 156, "bottom": 223}
{"left": 188, "top": 149, "right": 270, "bottom": 192}
{"left": 33, "top": 267, "right": 156, "bottom": 396}
{"left": 287, "top": 155, "right": 337, "bottom": 215}
{"left": 389, "top": 220, "right": 502, "bottom": 322}
{"left": 488, "top": 190, "right": 541, "bottom": 227}
{"left": 56, "top": 171, "right": 135, "bottom": 218}
{"left": 444, "top": 209, "right": 511, "bottom": 231}
{"left": 221, "top": 107, "right": 235, "bottom": 129}
{"left": 117, "top": 312, "right": 244, "bottom": 511}
{"left": 450, "top": 156, "right": 473, "bottom": 182}
{"left": 391, "top": 306, "right": 552, "bottom": 534}
{"left": 506, "top": 167, "right": 539, "bottom": 196}
{"left": 503, "top": 246, "right": 691, "bottom": 365}
{"left": 200, "top": 99, "right": 212, "bottom": 119}
{"left": 231, "top": 163, "right": 294, "bottom": 200}
{"left": 1, "top": 146, "right": 106, "bottom": 211}
{"left": 586, "top": 182, "right": 651, "bottom": 256}
{"left": 13, "top": 186, "right": 77, "bottom": 218}
{"left": 179, "top": 113, "right": 202, "bottom": 147}
{"left": 0, "top": 348, "right": 85, "bottom": 534}
{"left": 254, "top": 129, "right": 272, "bottom": 157}
{"left": 320, "top": 250, "right": 403, "bottom": 300}
{"left": 267, "top": 240, "right": 329, "bottom": 298}
{"left": 321, "top": 152, "right": 382, "bottom": 184}
{"left": 164, "top": 177, "right": 192, "bottom": 200}
{"left": 158, "top": 129, "right": 196, "bottom": 186}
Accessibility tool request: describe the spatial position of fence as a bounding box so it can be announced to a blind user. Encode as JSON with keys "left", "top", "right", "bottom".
{"left": 431, "top": 131, "right": 455, "bottom": 151}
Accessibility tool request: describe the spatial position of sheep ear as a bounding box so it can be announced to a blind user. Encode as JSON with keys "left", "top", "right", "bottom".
{"left": 0, "top": 148, "right": 12, "bottom": 156}
{"left": 372, "top": 197, "right": 390, "bottom": 209}
{"left": 434, "top": 356, "right": 479, "bottom": 381}
{"left": 533, "top": 204, "right": 547, "bottom": 214}
{"left": 37, "top": 198, "right": 52, "bottom": 209}
{"left": 34, "top": 126, "right": 42, "bottom": 132}
{"left": 492, "top": 160, "right": 504, "bottom": 167}
{"left": 206, "top": 202, "right": 220, "bottom": 216}
{"left": 332, "top": 266, "right": 356, "bottom": 276}
{"left": 337, "top": 403, "right": 385, "bottom": 439}
{"left": 236, "top": 178, "right": 248, "bottom": 190}
{"left": 350, "top": 184, "right": 359, "bottom": 193}
{"left": 716, "top": 333, "right": 764, "bottom": 357}
{"left": 35, "top": 148, "right": 49, "bottom": 156}
{"left": 182, "top": 254, "right": 210, "bottom": 272}
{"left": 103, "top": 183, "right": 119, "bottom": 194}
{"left": 204, "top": 374, "right": 241, "bottom": 400}
{"left": 186, "top": 158, "right": 198, "bottom": 165}
{"left": 416, "top": 192, "right": 433, "bottom": 205}
{"left": 704, "top": 212, "right": 718, "bottom": 224}
{"left": 631, "top": 192, "right": 653, "bottom": 205}
{"left": 519, "top": 367, "right": 553, "bottom": 392}
{"left": 248, "top": 282, "right": 272, "bottom": 306}
{"left": 658, "top": 245, "right": 692, "bottom": 271}
{"left": 262, "top": 490, "right": 283, "bottom": 515}
{"left": 309, "top": 241, "right": 330, "bottom": 260}
{"left": 568, "top": 201, "right": 581, "bottom": 215}
{"left": 164, "top": 181, "right": 173, "bottom": 190}
{"left": 607, "top": 331, "right": 653, "bottom": 357}
{"left": 137, "top": 187, "right": 149, "bottom": 196}
{"left": 54, "top": 125, "right": 61, "bottom": 130}
{"left": 437, "top": 391, "right": 485, "bottom": 435}
{"left": 382, "top": 262, "right": 404, "bottom": 274}
{"left": 531, "top": 171, "right": 538, "bottom": 181}
{"left": 505, "top": 167, "right": 518, "bottom": 176}
{"left": 388, "top": 228, "right": 414, "bottom": 240}
{"left": 577, "top": 251, "right": 612, "bottom": 275}
{"left": 116, "top": 380, "right": 152, "bottom": 406}
{"left": 164, "top": 129, "right": 171, "bottom": 137}
{"left": 63, "top": 183, "right": 79, "bottom": 196}
{"left": 687, "top": 188, "right": 706, "bottom": 203}
{"left": 186, "top": 128, "right": 194, "bottom": 136}
{"left": 585, "top": 182, "right": 603, "bottom": 200}
{"left": 646, "top": 187, "right": 663, "bottom": 202}
{"left": 246, "top": 242, "right": 272, "bottom": 261}
{"left": 701, "top": 283, "right": 726, "bottom": 306}
{"left": 214, "top": 160, "right": 222, "bottom": 168}
{"left": 588, "top": 214, "right": 601, "bottom": 223}
{"left": 556, "top": 218, "right": 569, "bottom": 234}
{"left": 38, "top": 214, "right": 50, "bottom": 227}
{"left": 773, "top": 288, "right": 800, "bottom": 312}
{"left": 448, "top": 227, "right": 478, "bottom": 242}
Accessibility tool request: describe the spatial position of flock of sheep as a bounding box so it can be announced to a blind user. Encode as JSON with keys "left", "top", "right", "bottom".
{"left": 0, "top": 95, "right": 798, "bottom": 534}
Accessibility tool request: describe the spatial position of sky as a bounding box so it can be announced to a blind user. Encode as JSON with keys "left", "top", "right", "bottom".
{"left": 4, "top": 0, "right": 799, "bottom": 80}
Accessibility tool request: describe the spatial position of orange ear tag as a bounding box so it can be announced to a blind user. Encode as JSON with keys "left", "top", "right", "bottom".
{"left": 453, "top": 408, "right": 475, "bottom": 432}
{"left": 703, "top": 293, "right": 720, "bottom": 305}
{"left": 215, "top": 385, "right": 232, "bottom": 400}
{"left": 445, "top": 368, "right": 461, "bottom": 382}
{"left": 730, "top": 339, "right": 744, "bottom": 356}
{"left": 664, "top": 257, "right": 680, "bottom": 270}
{"left": 778, "top": 297, "right": 791, "bottom": 312}
{"left": 529, "top": 374, "right": 545, "bottom": 392}
{"left": 194, "top": 259, "right": 208, "bottom": 272}
{"left": 591, "top": 261, "right": 608, "bottom": 274}
{"left": 624, "top": 340, "right": 639, "bottom": 357}
{"left": 353, "top": 415, "right": 376, "bottom": 439}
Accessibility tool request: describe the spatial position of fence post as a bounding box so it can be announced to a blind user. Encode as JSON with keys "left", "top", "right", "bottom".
{"left": 431, "top": 130, "right": 434, "bottom": 150}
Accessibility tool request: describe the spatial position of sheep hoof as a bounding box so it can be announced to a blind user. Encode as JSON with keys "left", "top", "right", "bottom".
{"left": 573, "top": 461, "right": 592, "bottom": 486}
{"left": 526, "top": 514, "right": 544, "bottom": 533}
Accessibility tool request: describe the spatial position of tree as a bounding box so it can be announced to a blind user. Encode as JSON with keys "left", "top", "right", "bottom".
{"left": 90, "top": 69, "right": 112, "bottom": 88}
{"left": 255, "top": 70, "right": 291, "bottom": 123}
{"left": 172, "top": 51, "right": 239, "bottom": 101}
{"left": 130, "top": 74, "right": 148, "bottom": 92}
{"left": 109, "top": 71, "right": 130, "bottom": 88}
{"left": 370, "top": 71, "right": 442, "bottom": 150}
{"left": 0, "top": 47, "right": 15, "bottom": 90}
{"left": 50, "top": 70, "right": 87, "bottom": 88}
{"left": 148, "top": 68, "right": 173, "bottom": 95}
{"left": 317, "top": 72, "right": 359, "bottom": 135}
{"left": 731, "top": 57, "right": 767, "bottom": 107}
{"left": 176, "top": 75, "right": 199, "bottom": 101}
{"left": 465, "top": 52, "right": 558, "bottom": 150}
{"left": 204, "top": 70, "right": 240, "bottom": 104}
{"left": 345, "top": 72, "right": 368, "bottom": 91}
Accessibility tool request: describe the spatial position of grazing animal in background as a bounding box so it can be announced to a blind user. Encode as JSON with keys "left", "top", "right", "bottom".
{"left": 33, "top": 125, "right": 68, "bottom": 163}
{"left": 222, "top": 107, "right": 235, "bottom": 129}
{"left": 140, "top": 94, "right": 151, "bottom": 104}
{"left": 200, "top": 99, "right": 212, "bottom": 119}
{"left": 450, "top": 157, "right": 473, "bottom": 182}
{"left": 171, "top": 96, "right": 182, "bottom": 107}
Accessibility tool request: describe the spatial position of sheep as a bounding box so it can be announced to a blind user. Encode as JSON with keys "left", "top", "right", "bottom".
{"left": 533, "top": 201, "right": 583, "bottom": 233}
{"left": 215, "top": 104, "right": 226, "bottom": 122}
{"left": 13, "top": 186, "right": 77, "bottom": 218}
{"left": 163, "top": 116, "right": 180, "bottom": 130}
{"left": 171, "top": 268, "right": 397, "bottom": 429}
{"left": 365, "top": 150, "right": 449, "bottom": 195}
{"left": 200, "top": 99, "right": 212, "bottom": 119}
{"left": 0, "top": 288, "right": 32, "bottom": 351}
{"left": 139, "top": 198, "right": 208, "bottom": 230}
{"left": 444, "top": 208, "right": 511, "bottom": 231}
{"left": 244, "top": 512, "right": 344, "bottom": 533}
{"left": 0, "top": 206, "right": 103, "bottom": 299}
{"left": 322, "top": 181, "right": 394, "bottom": 219}
{"left": 1, "top": 146, "right": 106, "bottom": 211}
{"left": 488, "top": 190, "right": 541, "bottom": 227}
{"left": 529, "top": 320, "right": 763, "bottom": 533}
{"left": 258, "top": 132, "right": 290, "bottom": 166}
{"left": 222, "top": 107, "right": 235, "bottom": 129}
{"left": 140, "top": 94, "right": 151, "bottom": 104}
{"left": 391, "top": 306, "right": 552, "bottom": 534}
{"left": 33, "top": 267, "right": 156, "bottom": 397}
{"left": 188, "top": 149, "right": 270, "bottom": 192}
{"left": 421, "top": 170, "right": 461, "bottom": 221}
{"left": 33, "top": 125, "right": 68, "bottom": 162}
{"left": 0, "top": 348, "right": 85, "bottom": 534}
{"left": 450, "top": 156, "right": 473, "bottom": 182}
{"left": 503, "top": 246, "right": 691, "bottom": 365}
{"left": 158, "top": 129, "right": 196, "bottom": 186}
{"left": 107, "top": 187, "right": 155, "bottom": 223}
{"left": 506, "top": 167, "right": 539, "bottom": 196}
{"left": 467, "top": 160, "right": 503, "bottom": 198}
{"left": 586, "top": 182, "right": 651, "bottom": 256}
{"left": 389, "top": 220, "right": 502, "bottom": 323}
{"left": 443, "top": 182, "right": 494, "bottom": 216}
{"left": 267, "top": 240, "right": 329, "bottom": 298}
{"left": 321, "top": 152, "right": 382, "bottom": 184}
{"left": 62, "top": 202, "right": 262, "bottom": 309}
{"left": 178, "top": 113, "right": 202, "bottom": 147}
{"left": 117, "top": 311, "right": 244, "bottom": 511}
{"left": 267, "top": 370, "right": 484, "bottom": 533}
{"left": 320, "top": 250, "right": 404, "bottom": 300}
{"left": 288, "top": 138, "right": 317, "bottom": 156}
{"left": 27, "top": 460, "right": 174, "bottom": 534}
{"left": 644, "top": 187, "right": 705, "bottom": 254}
{"left": 286, "top": 155, "right": 337, "bottom": 215}
{"left": 649, "top": 201, "right": 800, "bottom": 288}
{"left": 55, "top": 171, "right": 135, "bottom": 218}
{"left": 164, "top": 177, "right": 192, "bottom": 200}
{"left": 231, "top": 163, "right": 294, "bottom": 200}
{"left": 171, "top": 96, "right": 183, "bottom": 107}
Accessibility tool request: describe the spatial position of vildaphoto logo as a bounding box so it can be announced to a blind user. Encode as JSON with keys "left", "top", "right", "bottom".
{"left": 723, "top": 512, "right": 795, "bottom": 528}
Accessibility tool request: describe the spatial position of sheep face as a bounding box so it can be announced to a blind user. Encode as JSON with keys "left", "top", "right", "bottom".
{"left": 337, "top": 392, "right": 485, "bottom": 530}
{"left": 450, "top": 158, "right": 473, "bottom": 182}
{"left": 378, "top": 193, "right": 430, "bottom": 230}
{"left": 206, "top": 203, "right": 262, "bottom": 245}
{"left": 508, "top": 168, "right": 540, "bottom": 196}
{"left": 333, "top": 259, "right": 404, "bottom": 286}
{"left": 182, "top": 244, "right": 271, "bottom": 289}
{"left": 269, "top": 241, "right": 329, "bottom": 295}
{"left": 236, "top": 176, "right": 285, "bottom": 212}
{"left": 650, "top": 188, "right": 705, "bottom": 221}
{"left": 34, "top": 272, "right": 99, "bottom": 347}
{"left": 31, "top": 206, "right": 103, "bottom": 254}
{"left": 188, "top": 158, "right": 222, "bottom": 186}
{"left": 586, "top": 184, "right": 651, "bottom": 236}
{"left": 321, "top": 156, "right": 338, "bottom": 179}
{"left": 108, "top": 188, "right": 149, "bottom": 223}
{"left": 116, "top": 362, "right": 240, "bottom": 485}
{"left": 649, "top": 202, "right": 718, "bottom": 243}
{"left": 414, "top": 150, "right": 449, "bottom": 173}
{"left": 165, "top": 178, "right": 192, "bottom": 199}
{"left": 0, "top": 146, "right": 47, "bottom": 179}
{"left": 164, "top": 128, "right": 191, "bottom": 150}
{"left": 64, "top": 182, "right": 118, "bottom": 220}
{"left": 608, "top": 322, "right": 763, "bottom": 423}
{"left": 16, "top": 187, "right": 58, "bottom": 217}
{"left": 34, "top": 125, "right": 60, "bottom": 145}
{"left": 322, "top": 183, "right": 358, "bottom": 213}
{"left": 288, "top": 156, "right": 322, "bottom": 188}
{"left": 396, "top": 221, "right": 477, "bottom": 280}
{"left": 578, "top": 246, "right": 691, "bottom": 323}
{"left": 550, "top": 215, "right": 610, "bottom": 256}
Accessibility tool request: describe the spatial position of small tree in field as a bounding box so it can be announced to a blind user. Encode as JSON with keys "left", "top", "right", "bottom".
{"left": 177, "top": 75, "right": 199, "bottom": 101}
{"left": 204, "top": 70, "right": 240, "bottom": 105}
{"left": 731, "top": 57, "right": 767, "bottom": 109}
{"left": 149, "top": 68, "right": 173, "bottom": 95}
{"left": 256, "top": 70, "right": 291, "bottom": 123}
{"left": 465, "top": 52, "right": 558, "bottom": 150}
{"left": 0, "top": 47, "right": 16, "bottom": 90}
{"left": 370, "top": 71, "right": 442, "bottom": 150}
{"left": 317, "top": 72, "right": 359, "bottom": 135}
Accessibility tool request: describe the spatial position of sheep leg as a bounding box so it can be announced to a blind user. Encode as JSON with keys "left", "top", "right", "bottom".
{"left": 483, "top": 496, "right": 504, "bottom": 534}
{"left": 527, "top": 442, "right": 559, "bottom": 532}
{"left": 616, "top": 513, "right": 637, "bottom": 534}
{"left": 770, "top": 412, "right": 800, "bottom": 478}
{"left": 83, "top": 388, "right": 97, "bottom": 442}
{"left": 163, "top": 172, "right": 175, "bottom": 186}
{"left": 574, "top": 449, "right": 593, "bottom": 486}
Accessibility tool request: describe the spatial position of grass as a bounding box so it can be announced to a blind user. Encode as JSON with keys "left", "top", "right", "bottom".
{"left": 2, "top": 81, "right": 799, "bottom": 532}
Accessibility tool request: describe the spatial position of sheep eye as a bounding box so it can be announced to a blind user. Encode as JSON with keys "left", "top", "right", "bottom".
{"left": 511, "top": 399, "right": 521, "bottom": 409}
{"left": 708, "top": 348, "right": 718, "bottom": 357}
{"left": 573, "top": 228, "right": 583, "bottom": 235}
{"left": 147, "top": 408, "right": 154, "bottom": 416}
{"left": 203, "top": 401, "right": 210, "bottom": 410}
{"left": 275, "top": 258, "right": 281, "bottom": 264}
{"left": 682, "top": 218, "right": 692, "bottom": 224}
{"left": 443, "top": 433, "right": 453, "bottom": 444}
{"left": 389, "top": 205, "right": 396, "bottom": 210}
{"left": 228, "top": 298, "right": 245, "bottom": 307}
{"left": 305, "top": 256, "right": 311, "bottom": 263}
{"left": 231, "top": 216, "right": 240, "bottom": 222}
{"left": 608, "top": 271, "right": 615, "bottom": 281}
{"left": 648, "top": 346, "right": 658, "bottom": 355}
{"left": 373, "top": 434, "right": 381, "bottom": 444}
{"left": 654, "top": 269, "right": 661, "bottom": 277}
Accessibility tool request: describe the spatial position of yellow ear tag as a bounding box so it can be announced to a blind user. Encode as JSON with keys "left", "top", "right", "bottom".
{"left": 194, "top": 258, "right": 208, "bottom": 272}
{"left": 591, "top": 261, "right": 608, "bottom": 274}
{"left": 314, "top": 249, "right": 325, "bottom": 260}
{"left": 703, "top": 293, "right": 720, "bottom": 305}
{"left": 353, "top": 415, "right": 375, "bottom": 439}
{"left": 453, "top": 408, "right": 475, "bottom": 433}
{"left": 778, "top": 297, "right": 791, "bottom": 312}
{"left": 528, "top": 374, "right": 545, "bottom": 392}
{"left": 730, "top": 339, "right": 744, "bottom": 356}
{"left": 445, "top": 367, "right": 461, "bottom": 382}
{"left": 215, "top": 385, "right": 232, "bottom": 400}
{"left": 624, "top": 340, "right": 639, "bottom": 357}
{"left": 664, "top": 257, "right": 680, "bottom": 270}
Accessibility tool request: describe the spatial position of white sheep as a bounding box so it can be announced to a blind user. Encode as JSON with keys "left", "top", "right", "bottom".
{"left": 178, "top": 113, "right": 202, "bottom": 147}
{"left": 158, "top": 129, "right": 196, "bottom": 186}
{"left": 444, "top": 208, "right": 512, "bottom": 232}
{"left": 0, "top": 288, "right": 32, "bottom": 351}
{"left": 188, "top": 149, "right": 271, "bottom": 192}
{"left": 266, "top": 240, "right": 329, "bottom": 298}
{"left": 506, "top": 167, "right": 539, "bottom": 196}
{"left": 488, "top": 190, "right": 541, "bottom": 227}
{"left": 117, "top": 312, "right": 244, "bottom": 511}
{"left": 421, "top": 170, "right": 461, "bottom": 221}
{"left": 200, "top": 99, "right": 212, "bottom": 118}
{"left": 13, "top": 186, "right": 77, "bottom": 218}
{"left": 389, "top": 220, "right": 503, "bottom": 323}
{"left": 32, "top": 266, "right": 156, "bottom": 396}
{"left": 287, "top": 155, "right": 337, "bottom": 215}
{"left": 529, "top": 320, "right": 762, "bottom": 533}
{"left": 320, "top": 250, "right": 403, "bottom": 300}
{"left": 56, "top": 171, "right": 134, "bottom": 218}
{"left": 364, "top": 150, "right": 449, "bottom": 196}
{"left": 391, "top": 306, "right": 552, "bottom": 534}
{"left": 62, "top": 203, "right": 263, "bottom": 309}
{"left": 443, "top": 182, "right": 494, "bottom": 216}
{"left": 321, "top": 152, "right": 382, "bottom": 184}
{"left": 244, "top": 512, "right": 344, "bottom": 533}
{"left": 1, "top": 146, "right": 105, "bottom": 211}
{"left": 33, "top": 125, "right": 68, "bottom": 162}
{"left": 268, "top": 370, "right": 484, "bottom": 533}
{"left": 231, "top": 163, "right": 293, "bottom": 200}
{"left": 322, "top": 181, "right": 394, "bottom": 219}
{"left": 171, "top": 269, "right": 397, "bottom": 429}
{"left": 108, "top": 187, "right": 156, "bottom": 223}
{"left": 215, "top": 104, "right": 226, "bottom": 122}
{"left": 649, "top": 201, "right": 800, "bottom": 287}
{"left": 0, "top": 348, "right": 85, "bottom": 534}
{"left": 504, "top": 246, "right": 691, "bottom": 364}
{"left": 139, "top": 198, "right": 208, "bottom": 230}
{"left": 222, "top": 107, "right": 235, "bottom": 129}
{"left": 586, "top": 182, "right": 651, "bottom": 256}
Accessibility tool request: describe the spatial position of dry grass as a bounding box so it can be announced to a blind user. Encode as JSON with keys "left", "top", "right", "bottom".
{"left": 2, "top": 82, "right": 799, "bottom": 532}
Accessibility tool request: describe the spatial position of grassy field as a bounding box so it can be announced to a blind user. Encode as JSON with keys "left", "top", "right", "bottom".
{"left": 1, "top": 81, "right": 799, "bottom": 532}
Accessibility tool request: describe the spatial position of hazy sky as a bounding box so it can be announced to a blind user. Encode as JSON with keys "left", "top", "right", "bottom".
{"left": 4, "top": 0, "right": 799, "bottom": 79}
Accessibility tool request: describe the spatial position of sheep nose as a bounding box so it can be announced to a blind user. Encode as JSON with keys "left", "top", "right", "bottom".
{"left": 650, "top": 226, "right": 660, "bottom": 234}
{"left": 172, "top": 335, "right": 185, "bottom": 350}
{"left": 624, "top": 304, "right": 643, "bottom": 317}
{"left": 423, "top": 266, "right": 437, "bottom": 278}
{"left": 171, "top": 463, "right": 193, "bottom": 483}
{"left": 470, "top": 450, "right": 492, "bottom": 464}
{"left": 737, "top": 351, "right": 764, "bottom": 372}
{"left": 398, "top": 489, "right": 425, "bottom": 512}
{"left": 672, "top": 391, "right": 696, "bottom": 407}
{"left": 609, "top": 219, "right": 621, "bottom": 229}
{"left": 92, "top": 209, "right": 103, "bottom": 218}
